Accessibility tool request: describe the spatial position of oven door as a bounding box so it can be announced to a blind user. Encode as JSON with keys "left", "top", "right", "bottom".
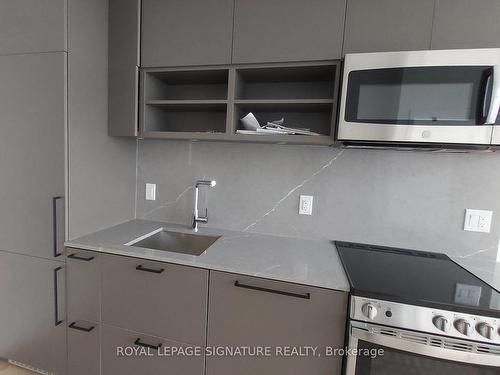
{"left": 338, "top": 49, "right": 500, "bottom": 145}
{"left": 345, "top": 321, "right": 500, "bottom": 375}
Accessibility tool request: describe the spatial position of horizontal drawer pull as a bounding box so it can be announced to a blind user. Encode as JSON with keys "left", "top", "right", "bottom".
{"left": 234, "top": 280, "right": 310, "bottom": 300}
{"left": 134, "top": 338, "right": 162, "bottom": 350}
{"left": 68, "top": 253, "right": 95, "bottom": 262}
{"left": 136, "top": 265, "right": 165, "bottom": 274}
{"left": 69, "top": 322, "right": 95, "bottom": 333}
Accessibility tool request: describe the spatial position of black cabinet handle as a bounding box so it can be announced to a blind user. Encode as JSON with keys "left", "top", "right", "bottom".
{"left": 136, "top": 265, "right": 165, "bottom": 274}
{"left": 52, "top": 196, "right": 63, "bottom": 257}
{"left": 69, "top": 322, "right": 95, "bottom": 332}
{"left": 68, "top": 253, "right": 95, "bottom": 262}
{"left": 234, "top": 280, "right": 310, "bottom": 300}
{"left": 134, "top": 338, "right": 162, "bottom": 350}
{"left": 54, "top": 266, "right": 64, "bottom": 326}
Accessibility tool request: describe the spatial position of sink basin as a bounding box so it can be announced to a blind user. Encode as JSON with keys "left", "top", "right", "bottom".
{"left": 127, "top": 229, "right": 220, "bottom": 256}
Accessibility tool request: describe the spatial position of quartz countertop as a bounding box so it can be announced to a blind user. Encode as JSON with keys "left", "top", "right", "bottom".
{"left": 65, "top": 219, "right": 350, "bottom": 291}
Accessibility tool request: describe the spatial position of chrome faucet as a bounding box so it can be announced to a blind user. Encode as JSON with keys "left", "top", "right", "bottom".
{"left": 192, "top": 180, "right": 216, "bottom": 232}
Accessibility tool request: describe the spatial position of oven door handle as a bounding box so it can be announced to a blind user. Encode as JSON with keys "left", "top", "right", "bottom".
{"left": 351, "top": 326, "right": 500, "bottom": 367}
{"left": 485, "top": 65, "right": 500, "bottom": 124}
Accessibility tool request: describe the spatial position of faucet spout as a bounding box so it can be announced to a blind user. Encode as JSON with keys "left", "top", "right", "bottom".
{"left": 192, "top": 180, "right": 216, "bottom": 232}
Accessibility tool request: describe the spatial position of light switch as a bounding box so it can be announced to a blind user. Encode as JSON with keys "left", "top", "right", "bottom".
{"left": 299, "top": 195, "right": 313, "bottom": 215}
{"left": 145, "top": 183, "right": 156, "bottom": 201}
{"left": 464, "top": 209, "right": 492, "bottom": 233}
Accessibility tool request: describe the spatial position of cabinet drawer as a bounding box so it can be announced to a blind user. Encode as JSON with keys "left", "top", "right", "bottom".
{"left": 67, "top": 248, "right": 101, "bottom": 322}
{"left": 68, "top": 320, "right": 100, "bottom": 375}
{"left": 102, "top": 254, "right": 208, "bottom": 345}
{"left": 207, "top": 271, "right": 348, "bottom": 375}
{"left": 101, "top": 324, "right": 205, "bottom": 375}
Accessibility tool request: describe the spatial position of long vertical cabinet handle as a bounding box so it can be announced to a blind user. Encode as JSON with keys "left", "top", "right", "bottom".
{"left": 52, "top": 196, "right": 63, "bottom": 257}
{"left": 54, "top": 266, "right": 64, "bottom": 326}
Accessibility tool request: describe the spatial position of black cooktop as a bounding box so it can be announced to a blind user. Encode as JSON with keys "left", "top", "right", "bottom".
{"left": 335, "top": 241, "right": 500, "bottom": 318}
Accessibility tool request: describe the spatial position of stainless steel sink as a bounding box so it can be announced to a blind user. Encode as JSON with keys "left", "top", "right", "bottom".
{"left": 128, "top": 229, "right": 220, "bottom": 256}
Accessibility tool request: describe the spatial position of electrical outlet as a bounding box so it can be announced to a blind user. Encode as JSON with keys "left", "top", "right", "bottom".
{"left": 299, "top": 195, "right": 313, "bottom": 215}
{"left": 145, "top": 183, "right": 156, "bottom": 201}
{"left": 464, "top": 209, "right": 492, "bottom": 233}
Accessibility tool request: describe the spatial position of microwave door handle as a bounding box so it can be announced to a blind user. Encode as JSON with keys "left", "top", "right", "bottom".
{"left": 485, "top": 65, "right": 500, "bottom": 124}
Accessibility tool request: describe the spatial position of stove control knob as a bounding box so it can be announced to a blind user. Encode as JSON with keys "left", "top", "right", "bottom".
{"left": 476, "top": 323, "right": 494, "bottom": 340}
{"left": 361, "top": 303, "right": 378, "bottom": 320}
{"left": 453, "top": 319, "right": 471, "bottom": 336}
{"left": 432, "top": 316, "right": 450, "bottom": 332}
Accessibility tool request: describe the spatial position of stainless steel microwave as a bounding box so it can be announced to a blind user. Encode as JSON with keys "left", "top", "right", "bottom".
{"left": 338, "top": 49, "right": 500, "bottom": 147}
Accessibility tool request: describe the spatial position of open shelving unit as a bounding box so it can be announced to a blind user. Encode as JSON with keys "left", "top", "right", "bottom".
{"left": 140, "top": 62, "right": 340, "bottom": 145}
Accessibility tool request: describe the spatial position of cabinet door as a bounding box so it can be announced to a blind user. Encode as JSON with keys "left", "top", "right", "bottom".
{"left": 207, "top": 271, "right": 348, "bottom": 375}
{"left": 233, "top": 0, "right": 346, "bottom": 64}
{"left": 0, "top": 53, "right": 65, "bottom": 260}
{"left": 67, "top": 249, "right": 101, "bottom": 322}
{"left": 101, "top": 324, "right": 205, "bottom": 375}
{"left": 0, "top": 0, "right": 66, "bottom": 55}
{"left": 68, "top": 321, "right": 100, "bottom": 375}
{"left": 108, "top": 0, "right": 140, "bottom": 137}
{"left": 101, "top": 254, "right": 208, "bottom": 345}
{"left": 343, "top": 0, "right": 434, "bottom": 54}
{"left": 141, "top": 0, "right": 234, "bottom": 67}
{"left": 0, "top": 251, "right": 66, "bottom": 375}
{"left": 432, "top": 0, "right": 500, "bottom": 50}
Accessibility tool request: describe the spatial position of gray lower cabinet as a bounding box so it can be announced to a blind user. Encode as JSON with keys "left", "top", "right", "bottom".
{"left": 0, "top": 251, "right": 66, "bottom": 375}
{"left": 67, "top": 321, "right": 100, "bottom": 375}
{"left": 141, "top": 0, "right": 234, "bottom": 67}
{"left": 66, "top": 249, "right": 101, "bottom": 322}
{"left": 0, "top": 0, "right": 66, "bottom": 55}
{"left": 101, "top": 324, "right": 205, "bottom": 375}
{"left": 343, "top": 0, "right": 434, "bottom": 54}
{"left": 206, "top": 271, "right": 348, "bottom": 375}
{"left": 0, "top": 52, "right": 65, "bottom": 260}
{"left": 108, "top": 0, "right": 140, "bottom": 137}
{"left": 431, "top": 0, "right": 500, "bottom": 49}
{"left": 232, "top": 0, "right": 346, "bottom": 64}
{"left": 101, "top": 254, "right": 209, "bottom": 345}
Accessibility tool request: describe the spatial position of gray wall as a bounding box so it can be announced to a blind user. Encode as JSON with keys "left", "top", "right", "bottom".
{"left": 68, "top": 0, "right": 136, "bottom": 239}
{"left": 136, "top": 140, "right": 500, "bottom": 262}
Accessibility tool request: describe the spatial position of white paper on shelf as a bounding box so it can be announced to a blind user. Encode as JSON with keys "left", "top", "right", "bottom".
{"left": 240, "top": 112, "right": 261, "bottom": 130}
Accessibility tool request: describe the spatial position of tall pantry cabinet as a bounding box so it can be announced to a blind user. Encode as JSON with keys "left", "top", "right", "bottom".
{"left": 0, "top": 1, "right": 137, "bottom": 374}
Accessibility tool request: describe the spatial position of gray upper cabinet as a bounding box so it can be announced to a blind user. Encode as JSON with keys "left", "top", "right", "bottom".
{"left": 207, "top": 271, "right": 348, "bottom": 375}
{"left": 108, "top": 0, "right": 140, "bottom": 137}
{"left": 0, "top": 0, "right": 66, "bottom": 55}
{"left": 0, "top": 251, "right": 66, "bottom": 375}
{"left": 431, "top": 0, "right": 500, "bottom": 50}
{"left": 232, "top": 0, "right": 346, "bottom": 64}
{"left": 343, "top": 0, "right": 434, "bottom": 54}
{"left": 0, "top": 53, "right": 65, "bottom": 260}
{"left": 141, "top": 0, "right": 234, "bottom": 67}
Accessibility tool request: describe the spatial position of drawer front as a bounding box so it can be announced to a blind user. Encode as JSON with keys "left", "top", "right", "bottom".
{"left": 101, "top": 254, "right": 208, "bottom": 345}
{"left": 68, "top": 320, "right": 100, "bottom": 375}
{"left": 67, "top": 248, "right": 101, "bottom": 322}
{"left": 207, "top": 271, "right": 348, "bottom": 375}
{"left": 101, "top": 324, "right": 205, "bottom": 375}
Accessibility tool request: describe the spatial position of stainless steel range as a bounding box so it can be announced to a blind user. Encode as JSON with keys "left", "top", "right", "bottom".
{"left": 336, "top": 241, "right": 500, "bottom": 374}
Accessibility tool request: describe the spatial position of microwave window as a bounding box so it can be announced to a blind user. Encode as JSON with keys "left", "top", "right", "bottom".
{"left": 346, "top": 66, "right": 493, "bottom": 126}
{"left": 357, "top": 83, "right": 474, "bottom": 122}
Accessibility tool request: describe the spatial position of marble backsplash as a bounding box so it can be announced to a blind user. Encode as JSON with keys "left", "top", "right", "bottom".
{"left": 136, "top": 139, "right": 500, "bottom": 287}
